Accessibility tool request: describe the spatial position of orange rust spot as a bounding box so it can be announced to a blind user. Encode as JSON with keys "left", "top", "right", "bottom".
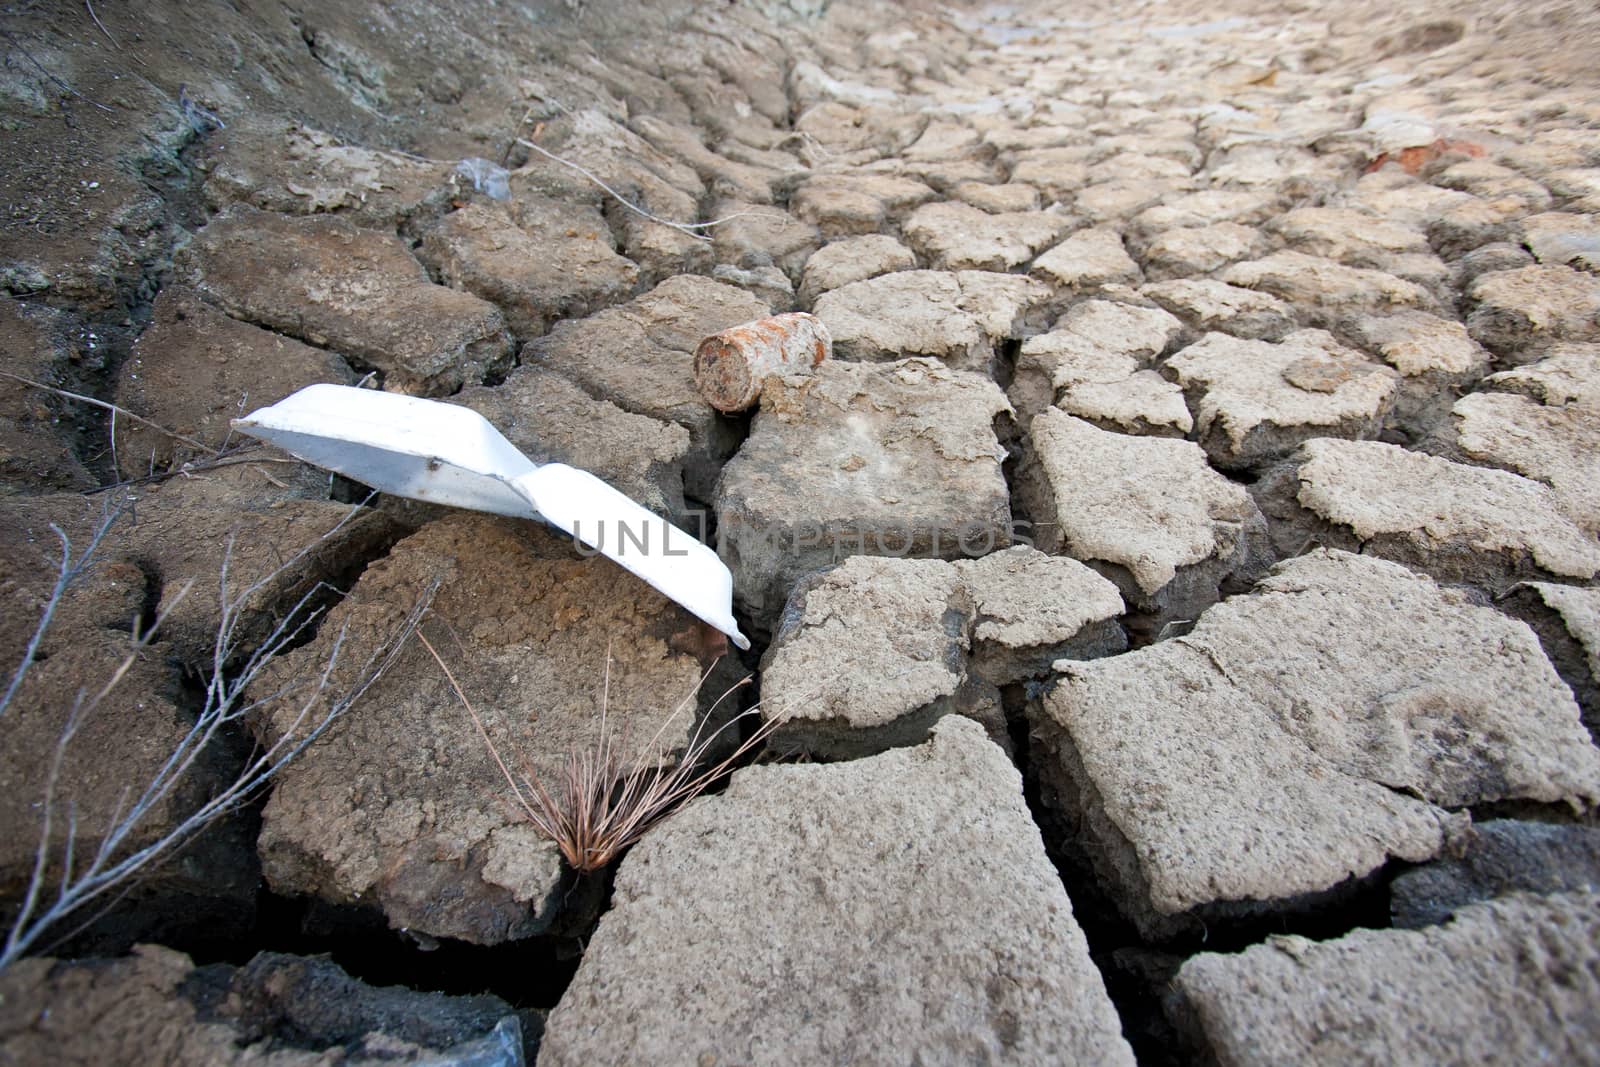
{"left": 695, "top": 335, "right": 749, "bottom": 410}
{"left": 1364, "top": 138, "right": 1487, "bottom": 176}
{"left": 695, "top": 313, "right": 829, "bottom": 412}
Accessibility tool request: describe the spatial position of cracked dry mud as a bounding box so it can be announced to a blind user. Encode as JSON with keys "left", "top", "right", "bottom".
{"left": 3, "top": 0, "right": 1600, "bottom": 1063}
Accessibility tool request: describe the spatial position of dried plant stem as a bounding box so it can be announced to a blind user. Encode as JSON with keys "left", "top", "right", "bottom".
{"left": 418, "top": 629, "right": 536, "bottom": 820}
{"left": 0, "top": 371, "right": 216, "bottom": 454}
{"left": 514, "top": 137, "right": 781, "bottom": 241}
{"left": 84, "top": 447, "right": 297, "bottom": 495}
{"left": 0, "top": 29, "right": 115, "bottom": 112}
{"left": 84, "top": 1, "right": 118, "bottom": 49}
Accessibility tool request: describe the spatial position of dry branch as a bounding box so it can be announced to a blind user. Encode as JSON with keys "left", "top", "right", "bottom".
{"left": 0, "top": 501, "right": 435, "bottom": 973}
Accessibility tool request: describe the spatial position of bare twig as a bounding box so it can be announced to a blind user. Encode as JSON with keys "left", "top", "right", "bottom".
{"left": 0, "top": 507, "right": 121, "bottom": 718}
{"left": 84, "top": 1, "right": 118, "bottom": 49}
{"left": 514, "top": 137, "right": 781, "bottom": 241}
{"left": 251, "top": 464, "right": 291, "bottom": 489}
{"left": 0, "top": 29, "right": 115, "bottom": 113}
{"left": 0, "top": 372, "right": 216, "bottom": 454}
{"left": 84, "top": 446, "right": 299, "bottom": 496}
{"left": 419, "top": 629, "right": 536, "bottom": 819}
{"left": 0, "top": 505, "right": 436, "bottom": 973}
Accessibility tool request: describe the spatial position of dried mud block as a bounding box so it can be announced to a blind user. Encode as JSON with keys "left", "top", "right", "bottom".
{"left": 1141, "top": 278, "right": 1297, "bottom": 342}
{"left": 953, "top": 181, "right": 1042, "bottom": 214}
{"left": 540, "top": 718, "right": 1135, "bottom": 1067}
{"left": 254, "top": 514, "right": 727, "bottom": 945}
{"left": 200, "top": 118, "right": 456, "bottom": 228}
{"left": 1267, "top": 206, "right": 1432, "bottom": 268}
{"left": 0, "top": 121, "right": 175, "bottom": 316}
{"left": 631, "top": 115, "right": 783, "bottom": 204}
{"left": 1221, "top": 251, "right": 1436, "bottom": 327}
{"left": 1015, "top": 410, "right": 1269, "bottom": 625}
{"left": 3, "top": 466, "right": 396, "bottom": 664}
{"left": 1435, "top": 160, "right": 1552, "bottom": 216}
{"left": 1465, "top": 264, "right": 1600, "bottom": 360}
{"left": 0, "top": 944, "right": 523, "bottom": 1065}
{"left": 1453, "top": 390, "right": 1600, "bottom": 532}
{"left": 902, "top": 200, "right": 1072, "bottom": 271}
{"left": 711, "top": 262, "right": 795, "bottom": 311}
{"left": 1518, "top": 211, "right": 1600, "bottom": 273}
{"left": 122, "top": 472, "right": 397, "bottom": 664}
{"left": 1165, "top": 329, "right": 1398, "bottom": 470}
{"left": 1031, "top": 227, "right": 1142, "bottom": 291}
{"left": 0, "top": 494, "right": 264, "bottom": 942}
{"left": 1175, "top": 893, "right": 1600, "bottom": 1066}
{"left": 1056, "top": 370, "right": 1194, "bottom": 438}
{"left": 113, "top": 287, "right": 354, "bottom": 478}
{"left": 1126, "top": 190, "right": 1279, "bottom": 248}
{"left": 760, "top": 556, "right": 978, "bottom": 759}
{"left": 0, "top": 613, "right": 214, "bottom": 915}
{"left": 953, "top": 546, "right": 1126, "bottom": 683}
{"left": 1453, "top": 241, "right": 1536, "bottom": 290}
{"left": 1008, "top": 146, "right": 1092, "bottom": 202}
{"left": 716, "top": 358, "right": 1012, "bottom": 636}
{"left": 1342, "top": 309, "right": 1490, "bottom": 437}
{"left": 759, "top": 549, "right": 1124, "bottom": 757}
{"left": 796, "top": 234, "right": 917, "bottom": 306}
{"left": 1008, "top": 298, "right": 1183, "bottom": 427}
{"left": 1030, "top": 550, "right": 1600, "bottom": 937}
{"left": 1278, "top": 438, "right": 1600, "bottom": 586}
{"left": 528, "top": 110, "right": 710, "bottom": 283}
{"left": 417, "top": 201, "right": 639, "bottom": 341}
{"left": 1139, "top": 221, "right": 1264, "bottom": 280}
{"left": 178, "top": 205, "right": 511, "bottom": 396}
{"left": 709, "top": 199, "right": 820, "bottom": 283}
{"left": 813, "top": 269, "right": 1048, "bottom": 375}
{"left": 1071, "top": 179, "right": 1181, "bottom": 227}
{"left": 1481, "top": 342, "right": 1600, "bottom": 407}
{"left": 1204, "top": 143, "right": 1344, "bottom": 201}
{"left": 789, "top": 172, "right": 937, "bottom": 238}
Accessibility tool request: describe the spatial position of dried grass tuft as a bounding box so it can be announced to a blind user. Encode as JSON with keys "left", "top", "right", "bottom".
{"left": 419, "top": 631, "right": 779, "bottom": 872}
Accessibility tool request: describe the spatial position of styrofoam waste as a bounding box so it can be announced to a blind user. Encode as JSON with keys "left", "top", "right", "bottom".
{"left": 233, "top": 384, "right": 749, "bottom": 650}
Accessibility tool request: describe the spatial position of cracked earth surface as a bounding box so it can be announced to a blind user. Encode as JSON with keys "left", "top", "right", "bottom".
{"left": 3, "top": 0, "right": 1600, "bottom": 1063}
